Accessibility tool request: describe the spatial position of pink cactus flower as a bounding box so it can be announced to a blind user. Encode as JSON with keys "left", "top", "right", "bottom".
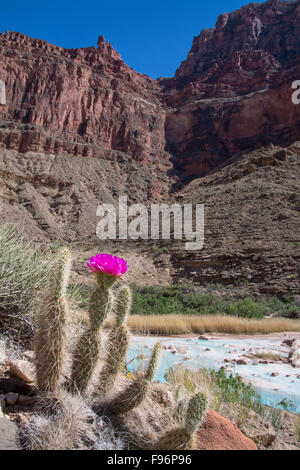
{"left": 86, "top": 254, "right": 128, "bottom": 277}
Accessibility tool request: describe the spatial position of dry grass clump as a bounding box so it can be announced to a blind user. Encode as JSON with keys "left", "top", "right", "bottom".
{"left": 125, "top": 314, "right": 300, "bottom": 335}
{"left": 98, "top": 376, "right": 177, "bottom": 450}
{"left": 0, "top": 224, "right": 49, "bottom": 317}
{"left": 254, "top": 351, "right": 283, "bottom": 361}
{"left": 166, "top": 366, "right": 216, "bottom": 408}
{"left": 20, "top": 392, "right": 125, "bottom": 450}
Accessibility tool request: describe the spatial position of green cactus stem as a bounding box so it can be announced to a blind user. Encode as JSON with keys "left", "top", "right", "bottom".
{"left": 35, "top": 247, "right": 72, "bottom": 393}
{"left": 106, "top": 342, "right": 162, "bottom": 415}
{"left": 98, "top": 285, "right": 132, "bottom": 397}
{"left": 152, "top": 392, "right": 208, "bottom": 450}
{"left": 70, "top": 272, "right": 116, "bottom": 394}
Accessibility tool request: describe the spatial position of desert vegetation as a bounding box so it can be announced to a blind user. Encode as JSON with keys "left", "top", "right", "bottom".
{"left": 1, "top": 223, "right": 299, "bottom": 340}
{"left": 0, "top": 224, "right": 299, "bottom": 450}
{"left": 132, "top": 286, "right": 299, "bottom": 319}
{"left": 0, "top": 224, "right": 50, "bottom": 318}
{"left": 1, "top": 242, "right": 210, "bottom": 450}
{"left": 74, "top": 283, "right": 300, "bottom": 335}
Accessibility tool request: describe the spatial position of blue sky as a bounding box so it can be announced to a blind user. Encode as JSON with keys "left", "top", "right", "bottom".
{"left": 2, "top": 0, "right": 260, "bottom": 78}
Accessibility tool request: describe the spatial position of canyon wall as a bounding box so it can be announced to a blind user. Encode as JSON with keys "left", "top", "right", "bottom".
{"left": 0, "top": 31, "right": 167, "bottom": 165}
{"left": 0, "top": 1, "right": 300, "bottom": 183}
{"left": 0, "top": 0, "right": 299, "bottom": 293}
{"left": 162, "top": 0, "right": 300, "bottom": 177}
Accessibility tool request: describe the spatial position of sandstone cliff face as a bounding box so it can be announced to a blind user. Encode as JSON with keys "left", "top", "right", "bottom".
{"left": 0, "top": 1, "right": 300, "bottom": 182}
{"left": 0, "top": 31, "right": 167, "bottom": 165}
{"left": 162, "top": 0, "right": 300, "bottom": 177}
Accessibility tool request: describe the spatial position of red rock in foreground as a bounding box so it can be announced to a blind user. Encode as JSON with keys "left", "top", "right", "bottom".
{"left": 195, "top": 410, "right": 258, "bottom": 450}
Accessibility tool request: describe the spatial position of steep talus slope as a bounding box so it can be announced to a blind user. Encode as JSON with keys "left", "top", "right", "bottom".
{"left": 0, "top": 147, "right": 171, "bottom": 242}
{"left": 169, "top": 143, "right": 300, "bottom": 295}
{"left": 161, "top": 0, "right": 300, "bottom": 178}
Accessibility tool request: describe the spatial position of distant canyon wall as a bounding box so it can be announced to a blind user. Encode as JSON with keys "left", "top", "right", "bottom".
{"left": 0, "top": 0, "right": 300, "bottom": 184}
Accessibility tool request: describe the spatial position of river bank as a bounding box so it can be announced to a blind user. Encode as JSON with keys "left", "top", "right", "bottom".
{"left": 127, "top": 332, "right": 300, "bottom": 413}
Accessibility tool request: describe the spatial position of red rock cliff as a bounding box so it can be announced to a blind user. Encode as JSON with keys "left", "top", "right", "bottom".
{"left": 162, "top": 0, "right": 300, "bottom": 178}
{"left": 0, "top": 0, "right": 300, "bottom": 183}
{"left": 0, "top": 31, "right": 167, "bottom": 164}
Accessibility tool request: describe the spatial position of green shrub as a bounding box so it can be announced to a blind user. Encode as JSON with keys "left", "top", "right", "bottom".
{"left": 224, "top": 298, "right": 266, "bottom": 319}
{"left": 211, "top": 368, "right": 262, "bottom": 410}
{"left": 131, "top": 285, "right": 299, "bottom": 319}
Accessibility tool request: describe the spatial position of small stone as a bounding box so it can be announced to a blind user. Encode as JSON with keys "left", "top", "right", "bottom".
{"left": 236, "top": 359, "right": 248, "bottom": 365}
{"left": 282, "top": 338, "right": 295, "bottom": 348}
{"left": 5, "top": 393, "right": 19, "bottom": 406}
{"left": 136, "top": 354, "right": 147, "bottom": 360}
{"left": 271, "top": 372, "right": 279, "bottom": 377}
{"left": 0, "top": 417, "right": 19, "bottom": 449}
{"left": 198, "top": 335, "right": 209, "bottom": 341}
{"left": 178, "top": 348, "right": 187, "bottom": 355}
{"left": 274, "top": 150, "right": 288, "bottom": 162}
{"left": 0, "top": 396, "right": 5, "bottom": 415}
{"left": 22, "top": 351, "right": 35, "bottom": 363}
{"left": 7, "top": 360, "right": 35, "bottom": 384}
{"left": 205, "top": 348, "right": 211, "bottom": 352}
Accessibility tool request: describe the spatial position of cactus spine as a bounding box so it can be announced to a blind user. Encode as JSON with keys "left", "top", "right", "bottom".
{"left": 106, "top": 342, "right": 162, "bottom": 415}
{"left": 98, "top": 285, "right": 132, "bottom": 397}
{"left": 70, "top": 271, "right": 116, "bottom": 394}
{"left": 153, "top": 392, "right": 208, "bottom": 450}
{"left": 35, "top": 247, "right": 72, "bottom": 393}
